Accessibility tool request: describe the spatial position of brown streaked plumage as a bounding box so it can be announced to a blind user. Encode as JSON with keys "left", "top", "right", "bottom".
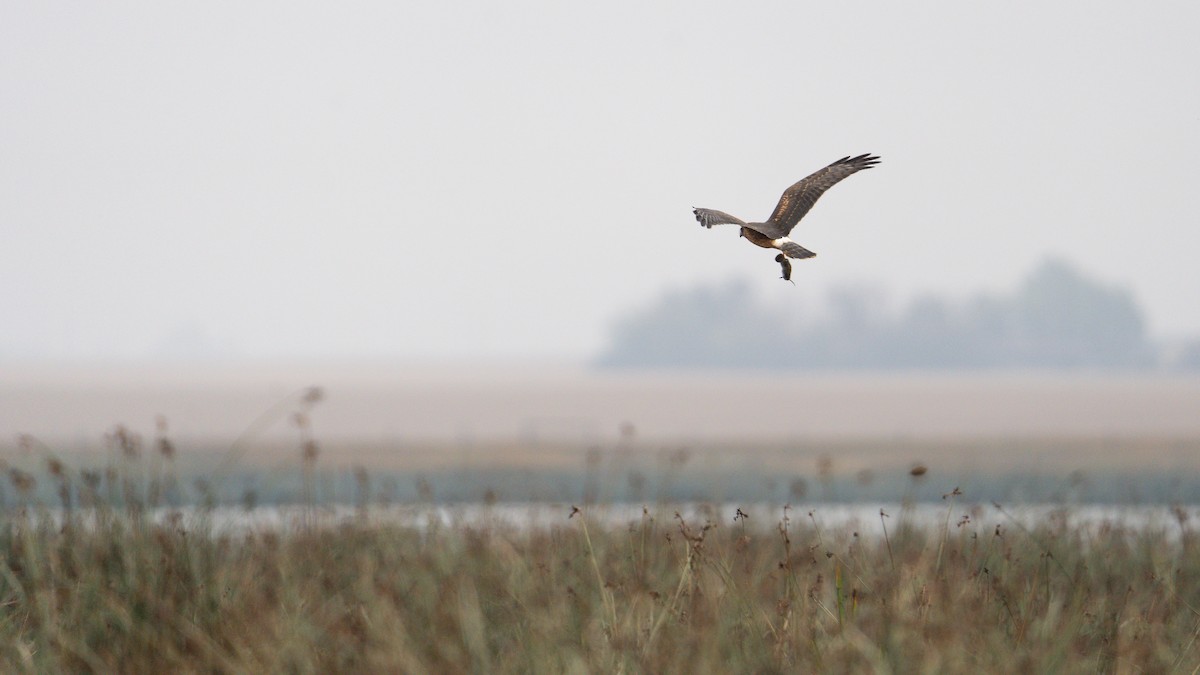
{"left": 693, "top": 153, "right": 880, "bottom": 279}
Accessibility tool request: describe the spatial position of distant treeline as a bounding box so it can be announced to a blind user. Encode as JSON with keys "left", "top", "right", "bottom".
{"left": 597, "top": 258, "right": 1200, "bottom": 370}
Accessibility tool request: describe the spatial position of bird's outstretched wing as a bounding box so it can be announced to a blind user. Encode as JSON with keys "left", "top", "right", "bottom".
{"left": 693, "top": 208, "right": 745, "bottom": 229}
{"left": 764, "top": 154, "right": 880, "bottom": 235}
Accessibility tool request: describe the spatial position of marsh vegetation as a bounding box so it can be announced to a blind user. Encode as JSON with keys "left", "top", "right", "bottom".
{"left": 2, "top": 493, "right": 1198, "bottom": 672}
{"left": 2, "top": 388, "right": 1198, "bottom": 671}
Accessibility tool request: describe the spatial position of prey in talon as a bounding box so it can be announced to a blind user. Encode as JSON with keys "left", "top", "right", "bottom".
{"left": 775, "top": 254, "right": 794, "bottom": 284}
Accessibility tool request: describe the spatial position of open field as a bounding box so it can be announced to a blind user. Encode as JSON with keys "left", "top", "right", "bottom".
{"left": 1, "top": 500, "right": 1198, "bottom": 672}
{"left": 3, "top": 366, "right": 1200, "bottom": 671}
{"left": 4, "top": 365, "right": 1200, "bottom": 505}
{"left": 4, "top": 364, "right": 1200, "bottom": 443}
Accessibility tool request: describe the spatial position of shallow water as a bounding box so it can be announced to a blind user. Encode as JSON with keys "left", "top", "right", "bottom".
{"left": 68, "top": 501, "right": 1195, "bottom": 539}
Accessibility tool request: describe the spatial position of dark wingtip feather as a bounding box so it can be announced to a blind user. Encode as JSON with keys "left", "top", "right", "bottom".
{"left": 855, "top": 153, "right": 882, "bottom": 168}
{"left": 830, "top": 153, "right": 881, "bottom": 170}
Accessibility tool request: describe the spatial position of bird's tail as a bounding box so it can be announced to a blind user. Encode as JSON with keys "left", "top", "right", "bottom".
{"left": 780, "top": 242, "right": 816, "bottom": 259}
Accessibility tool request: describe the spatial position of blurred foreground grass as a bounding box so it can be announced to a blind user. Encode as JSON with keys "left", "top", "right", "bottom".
{"left": 1, "top": 498, "right": 1198, "bottom": 673}
{"left": 3, "top": 407, "right": 1199, "bottom": 671}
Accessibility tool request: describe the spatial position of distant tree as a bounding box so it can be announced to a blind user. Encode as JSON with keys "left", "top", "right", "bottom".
{"left": 792, "top": 285, "right": 892, "bottom": 369}
{"left": 960, "top": 294, "right": 1017, "bottom": 366}
{"left": 595, "top": 258, "right": 1157, "bottom": 370}
{"left": 889, "top": 295, "right": 976, "bottom": 368}
{"left": 1007, "top": 258, "right": 1151, "bottom": 367}
{"left": 1165, "top": 339, "right": 1200, "bottom": 371}
{"left": 595, "top": 280, "right": 792, "bottom": 368}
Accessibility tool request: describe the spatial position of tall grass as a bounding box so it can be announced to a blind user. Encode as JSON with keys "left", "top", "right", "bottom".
{"left": 2, "top": 400, "right": 1198, "bottom": 671}
{"left": 0, "top": 495, "right": 1197, "bottom": 672}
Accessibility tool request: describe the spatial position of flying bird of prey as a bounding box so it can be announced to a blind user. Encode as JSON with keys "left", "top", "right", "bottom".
{"left": 693, "top": 154, "right": 880, "bottom": 279}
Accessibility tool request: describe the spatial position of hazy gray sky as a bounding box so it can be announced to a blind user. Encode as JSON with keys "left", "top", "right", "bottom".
{"left": 3, "top": 2, "right": 1198, "bottom": 362}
